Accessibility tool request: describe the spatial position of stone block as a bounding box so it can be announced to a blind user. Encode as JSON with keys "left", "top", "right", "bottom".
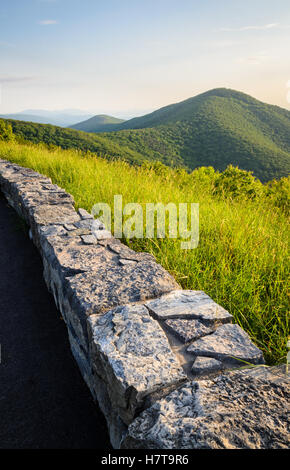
{"left": 164, "top": 318, "right": 216, "bottom": 343}
{"left": 145, "top": 290, "right": 232, "bottom": 325}
{"left": 187, "top": 323, "right": 264, "bottom": 366}
{"left": 122, "top": 369, "right": 290, "bottom": 449}
{"left": 89, "top": 304, "right": 186, "bottom": 424}
{"left": 192, "top": 356, "right": 223, "bottom": 376}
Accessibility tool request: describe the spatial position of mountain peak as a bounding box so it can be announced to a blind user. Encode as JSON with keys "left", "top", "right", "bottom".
{"left": 70, "top": 114, "right": 125, "bottom": 132}
{"left": 198, "top": 88, "right": 262, "bottom": 104}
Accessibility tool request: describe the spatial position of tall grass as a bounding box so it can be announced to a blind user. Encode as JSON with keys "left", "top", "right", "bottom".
{"left": 0, "top": 140, "right": 288, "bottom": 365}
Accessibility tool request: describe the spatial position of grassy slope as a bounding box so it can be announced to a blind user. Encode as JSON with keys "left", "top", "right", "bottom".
{"left": 4, "top": 118, "right": 146, "bottom": 165}
{"left": 70, "top": 114, "right": 125, "bottom": 133}
{"left": 0, "top": 139, "right": 288, "bottom": 366}
{"left": 101, "top": 89, "right": 290, "bottom": 181}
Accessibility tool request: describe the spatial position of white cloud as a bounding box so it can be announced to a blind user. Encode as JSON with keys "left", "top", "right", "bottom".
{"left": 38, "top": 19, "right": 58, "bottom": 25}
{"left": 218, "top": 23, "right": 279, "bottom": 32}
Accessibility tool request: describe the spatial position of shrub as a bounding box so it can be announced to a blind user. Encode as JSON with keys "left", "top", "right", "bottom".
{"left": 266, "top": 176, "right": 290, "bottom": 215}
{"left": 213, "top": 165, "right": 263, "bottom": 199}
{"left": 0, "top": 120, "right": 15, "bottom": 142}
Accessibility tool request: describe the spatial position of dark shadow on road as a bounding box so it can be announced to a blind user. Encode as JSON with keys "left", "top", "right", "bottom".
{"left": 0, "top": 193, "right": 111, "bottom": 449}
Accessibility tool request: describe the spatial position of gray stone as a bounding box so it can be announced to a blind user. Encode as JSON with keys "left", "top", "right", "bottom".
{"left": 81, "top": 234, "right": 98, "bottom": 245}
{"left": 4, "top": 180, "right": 57, "bottom": 196}
{"left": 239, "top": 364, "right": 289, "bottom": 386}
{"left": 119, "top": 259, "right": 138, "bottom": 266}
{"left": 73, "top": 219, "right": 94, "bottom": 229}
{"left": 145, "top": 290, "right": 232, "bottom": 324}
{"left": 164, "top": 318, "right": 216, "bottom": 343}
{"left": 74, "top": 218, "right": 106, "bottom": 233}
{"left": 29, "top": 203, "right": 80, "bottom": 226}
{"left": 65, "top": 259, "right": 179, "bottom": 319}
{"left": 42, "top": 183, "right": 63, "bottom": 191}
{"left": 89, "top": 304, "right": 186, "bottom": 424}
{"left": 20, "top": 189, "right": 74, "bottom": 208}
{"left": 41, "top": 246, "right": 178, "bottom": 353}
{"left": 94, "top": 229, "right": 112, "bottom": 240}
{"left": 40, "top": 228, "right": 178, "bottom": 353}
{"left": 40, "top": 234, "right": 114, "bottom": 274}
{"left": 0, "top": 169, "right": 51, "bottom": 186}
{"left": 108, "top": 242, "right": 155, "bottom": 263}
{"left": 78, "top": 208, "right": 93, "bottom": 219}
{"left": 91, "top": 219, "right": 106, "bottom": 231}
{"left": 122, "top": 369, "right": 290, "bottom": 449}
{"left": 98, "top": 238, "right": 122, "bottom": 248}
{"left": 0, "top": 170, "right": 72, "bottom": 216}
{"left": 38, "top": 224, "right": 68, "bottom": 239}
{"left": 66, "top": 228, "right": 92, "bottom": 237}
{"left": 187, "top": 323, "right": 264, "bottom": 366}
{"left": 0, "top": 178, "right": 65, "bottom": 222}
{"left": 67, "top": 327, "right": 91, "bottom": 390}
{"left": 71, "top": 219, "right": 106, "bottom": 236}
{"left": 90, "top": 367, "right": 128, "bottom": 449}
{"left": 192, "top": 356, "right": 223, "bottom": 376}
{"left": 64, "top": 223, "right": 77, "bottom": 231}
{"left": 39, "top": 237, "right": 118, "bottom": 352}
{"left": 0, "top": 159, "right": 10, "bottom": 168}
{"left": 67, "top": 323, "right": 127, "bottom": 448}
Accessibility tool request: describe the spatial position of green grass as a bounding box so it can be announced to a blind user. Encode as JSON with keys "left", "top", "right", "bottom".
{"left": 0, "top": 139, "right": 289, "bottom": 365}
{"left": 3, "top": 118, "right": 146, "bottom": 166}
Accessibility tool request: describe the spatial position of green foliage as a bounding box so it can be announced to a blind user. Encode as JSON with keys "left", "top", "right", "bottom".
{"left": 266, "top": 177, "right": 290, "bottom": 215}
{"left": 0, "top": 119, "right": 14, "bottom": 142}
{"left": 70, "top": 114, "right": 125, "bottom": 133}
{"left": 0, "top": 139, "right": 288, "bottom": 366}
{"left": 101, "top": 88, "right": 290, "bottom": 182}
{"left": 213, "top": 165, "right": 263, "bottom": 199}
{"left": 3, "top": 118, "right": 146, "bottom": 165}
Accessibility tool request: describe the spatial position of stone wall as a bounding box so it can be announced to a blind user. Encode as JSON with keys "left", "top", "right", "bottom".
{"left": 0, "top": 159, "right": 288, "bottom": 449}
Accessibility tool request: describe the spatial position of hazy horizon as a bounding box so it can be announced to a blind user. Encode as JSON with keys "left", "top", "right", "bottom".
{"left": 2, "top": 86, "right": 290, "bottom": 123}
{"left": 0, "top": 106, "right": 155, "bottom": 121}
{"left": 1, "top": 0, "right": 290, "bottom": 115}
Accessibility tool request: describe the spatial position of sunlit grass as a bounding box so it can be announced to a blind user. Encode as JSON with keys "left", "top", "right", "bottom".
{"left": 0, "top": 140, "right": 288, "bottom": 365}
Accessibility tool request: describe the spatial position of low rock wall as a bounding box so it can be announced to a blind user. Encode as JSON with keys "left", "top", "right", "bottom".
{"left": 0, "top": 159, "right": 288, "bottom": 449}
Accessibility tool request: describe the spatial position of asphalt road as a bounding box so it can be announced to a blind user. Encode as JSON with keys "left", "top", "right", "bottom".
{"left": 0, "top": 194, "right": 110, "bottom": 449}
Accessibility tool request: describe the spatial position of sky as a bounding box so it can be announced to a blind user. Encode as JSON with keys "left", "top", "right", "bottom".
{"left": 0, "top": 0, "right": 290, "bottom": 117}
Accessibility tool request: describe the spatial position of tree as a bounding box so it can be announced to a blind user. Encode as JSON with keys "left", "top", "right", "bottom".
{"left": 0, "top": 120, "right": 15, "bottom": 141}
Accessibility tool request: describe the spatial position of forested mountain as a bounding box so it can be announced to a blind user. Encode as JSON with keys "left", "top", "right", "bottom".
{"left": 70, "top": 115, "right": 125, "bottom": 132}
{"left": 1, "top": 89, "right": 289, "bottom": 181}
{"left": 99, "top": 89, "right": 290, "bottom": 181}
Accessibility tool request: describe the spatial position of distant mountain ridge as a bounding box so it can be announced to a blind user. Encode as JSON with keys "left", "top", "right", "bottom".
{"left": 1, "top": 88, "right": 289, "bottom": 181}
{"left": 0, "top": 109, "right": 94, "bottom": 127}
{"left": 70, "top": 114, "right": 125, "bottom": 132}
